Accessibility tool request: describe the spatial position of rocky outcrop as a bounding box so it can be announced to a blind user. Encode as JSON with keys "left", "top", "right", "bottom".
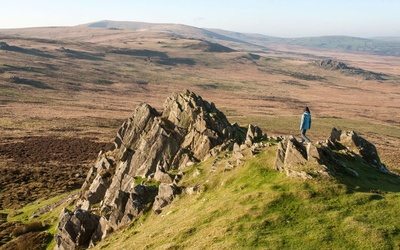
{"left": 55, "top": 90, "right": 259, "bottom": 249}
{"left": 314, "top": 59, "right": 350, "bottom": 70}
{"left": 55, "top": 90, "right": 390, "bottom": 249}
{"left": 274, "top": 127, "right": 389, "bottom": 178}
{"left": 313, "top": 59, "right": 387, "bottom": 80}
{"left": 152, "top": 183, "right": 180, "bottom": 214}
{"left": 328, "top": 128, "right": 388, "bottom": 172}
{"left": 55, "top": 209, "right": 100, "bottom": 250}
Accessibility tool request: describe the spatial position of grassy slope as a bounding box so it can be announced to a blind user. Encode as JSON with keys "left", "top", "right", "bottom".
{"left": 3, "top": 192, "right": 77, "bottom": 249}
{"left": 3, "top": 116, "right": 398, "bottom": 249}
{"left": 92, "top": 144, "right": 400, "bottom": 250}
{"left": 1, "top": 27, "right": 399, "bottom": 249}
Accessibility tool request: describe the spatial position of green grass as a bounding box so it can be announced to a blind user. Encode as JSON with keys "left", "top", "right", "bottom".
{"left": 92, "top": 145, "right": 400, "bottom": 250}
{"left": 1, "top": 114, "right": 398, "bottom": 250}
{"left": 2, "top": 191, "right": 78, "bottom": 250}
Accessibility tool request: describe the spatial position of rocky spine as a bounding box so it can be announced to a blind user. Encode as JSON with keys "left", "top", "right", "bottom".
{"left": 55, "top": 90, "right": 390, "bottom": 249}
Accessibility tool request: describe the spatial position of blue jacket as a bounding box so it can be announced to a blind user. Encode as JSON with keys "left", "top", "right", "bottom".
{"left": 300, "top": 111, "right": 311, "bottom": 130}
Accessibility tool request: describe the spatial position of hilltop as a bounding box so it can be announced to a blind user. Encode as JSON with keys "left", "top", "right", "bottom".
{"left": 51, "top": 90, "right": 399, "bottom": 249}
{"left": 0, "top": 21, "right": 399, "bottom": 249}
{"left": 3, "top": 90, "right": 399, "bottom": 249}
{"left": 81, "top": 20, "right": 400, "bottom": 56}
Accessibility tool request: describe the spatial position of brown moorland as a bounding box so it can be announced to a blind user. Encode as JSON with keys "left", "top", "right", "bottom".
{"left": 0, "top": 26, "right": 399, "bottom": 212}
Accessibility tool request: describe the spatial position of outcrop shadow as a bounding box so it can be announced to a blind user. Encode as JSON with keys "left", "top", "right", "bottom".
{"left": 0, "top": 42, "right": 56, "bottom": 59}
{"left": 109, "top": 48, "right": 196, "bottom": 66}
{"left": 59, "top": 48, "right": 105, "bottom": 61}
{"left": 10, "top": 76, "right": 53, "bottom": 89}
{"left": 318, "top": 147, "right": 400, "bottom": 194}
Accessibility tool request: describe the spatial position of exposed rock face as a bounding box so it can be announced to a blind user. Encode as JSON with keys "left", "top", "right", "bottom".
{"left": 55, "top": 90, "right": 389, "bottom": 249}
{"left": 275, "top": 127, "right": 389, "bottom": 178}
{"left": 55, "top": 209, "right": 100, "bottom": 250}
{"left": 274, "top": 136, "right": 327, "bottom": 179}
{"left": 314, "top": 59, "right": 350, "bottom": 70}
{"left": 152, "top": 183, "right": 180, "bottom": 214}
{"left": 329, "top": 128, "right": 388, "bottom": 172}
{"left": 55, "top": 90, "right": 253, "bottom": 249}
{"left": 313, "top": 59, "right": 386, "bottom": 80}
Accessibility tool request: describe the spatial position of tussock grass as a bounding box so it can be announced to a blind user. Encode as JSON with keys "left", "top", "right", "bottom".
{"left": 93, "top": 145, "right": 400, "bottom": 250}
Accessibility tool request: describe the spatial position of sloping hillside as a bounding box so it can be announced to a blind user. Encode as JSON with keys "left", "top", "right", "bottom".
{"left": 82, "top": 20, "right": 252, "bottom": 46}
{"left": 3, "top": 135, "right": 399, "bottom": 249}
{"left": 0, "top": 24, "right": 400, "bottom": 250}
{"left": 50, "top": 90, "right": 399, "bottom": 250}
{"left": 83, "top": 21, "right": 400, "bottom": 56}
{"left": 92, "top": 145, "right": 400, "bottom": 249}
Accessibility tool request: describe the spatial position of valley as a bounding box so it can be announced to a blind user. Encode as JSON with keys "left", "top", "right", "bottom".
{"left": 0, "top": 22, "right": 399, "bottom": 249}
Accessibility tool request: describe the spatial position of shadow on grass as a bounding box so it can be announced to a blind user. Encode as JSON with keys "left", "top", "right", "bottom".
{"left": 60, "top": 48, "right": 105, "bottom": 61}
{"left": 0, "top": 43, "right": 56, "bottom": 59}
{"left": 95, "top": 79, "right": 114, "bottom": 85}
{"left": 195, "top": 83, "right": 219, "bottom": 90}
{"left": 110, "top": 49, "right": 196, "bottom": 66}
{"left": 322, "top": 150, "right": 400, "bottom": 193}
{"left": 157, "top": 57, "right": 195, "bottom": 66}
{"left": 1, "top": 64, "right": 57, "bottom": 77}
{"left": 10, "top": 76, "right": 54, "bottom": 89}
{"left": 110, "top": 49, "right": 168, "bottom": 58}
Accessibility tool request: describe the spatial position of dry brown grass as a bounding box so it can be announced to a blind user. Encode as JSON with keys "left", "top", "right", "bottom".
{"left": 0, "top": 27, "right": 399, "bottom": 210}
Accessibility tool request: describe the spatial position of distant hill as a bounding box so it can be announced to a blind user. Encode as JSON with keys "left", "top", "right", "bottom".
{"left": 282, "top": 36, "right": 400, "bottom": 56}
{"left": 81, "top": 20, "right": 252, "bottom": 45}
{"left": 82, "top": 20, "right": 400, "bottom": 56}
{"left": 372, "top": 37, "right": 400, "bottom": 42}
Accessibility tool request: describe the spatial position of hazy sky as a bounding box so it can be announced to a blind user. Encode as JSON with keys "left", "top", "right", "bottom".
{"left": 0, "top": 0, "right": 399, "bottom": 38}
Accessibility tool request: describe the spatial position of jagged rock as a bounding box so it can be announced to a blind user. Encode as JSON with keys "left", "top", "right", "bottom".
{"left": 274, "top": 137, "right": 317, "bottom": 179}
{"left": 55, "top": 90, "right": 247, "bottom": 249}
{"left": 78, "top": 156, "right": 116, "bottom": 210}
{"left": 153, "top": 183, "right": 180, "bottom": 214}
{"left": 313, "top": 59, "right": 386, "bottom": 80}
{"left": 329, "top": 128, "right": 388, "bottom": 172}
{"left": 274, "top": 137, "right": 288, "bottom": 172}
{"left": 55, "top": 208, "right": 100, "bottom": 250}
{"left": 245, "top": 124, "right": 265, "bottom": 145}
{"left": 274, "top": 128, "right": 389, "bottom": 179}
{"left": 101, "top": 185, "right": 158, "bottom": 230}
{"left": 154, "top": 162, "right": 174, "bottom": 184}
{"left": 313, "top": 59, "right": 349, "bottom": 70}
{"left": 55, "top": 89, "right": 392, "bottom": 249}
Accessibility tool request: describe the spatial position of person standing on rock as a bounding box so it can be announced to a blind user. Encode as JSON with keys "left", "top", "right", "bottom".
{"left": 300, "top": 107, "right": 312, "bottom": 143}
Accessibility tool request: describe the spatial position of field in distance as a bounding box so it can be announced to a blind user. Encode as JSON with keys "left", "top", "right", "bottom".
{"left": 0, "top": 25, "right": 399, "bottom": 209}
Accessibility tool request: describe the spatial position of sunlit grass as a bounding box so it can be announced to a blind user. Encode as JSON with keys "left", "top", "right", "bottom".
{"left": 2, "top": 191, "right": 78, "bottom": 250}
{"left": 93, "top": 145, "right": 400, "bottom": 250}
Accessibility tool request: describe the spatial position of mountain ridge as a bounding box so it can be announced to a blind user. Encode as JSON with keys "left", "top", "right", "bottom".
{"left": 53, "top": 90, "right": 399, "bottom": 249}
{"left": 80, "top": 20, "right": 400, "bottom": 56}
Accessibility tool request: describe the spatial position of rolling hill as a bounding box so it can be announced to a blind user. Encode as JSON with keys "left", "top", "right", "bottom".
{"left": 82, "top": 20, "right": 400, "bottom": 56}
{"left": 0, "top": 20, "right": 399, "bottom": 249}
